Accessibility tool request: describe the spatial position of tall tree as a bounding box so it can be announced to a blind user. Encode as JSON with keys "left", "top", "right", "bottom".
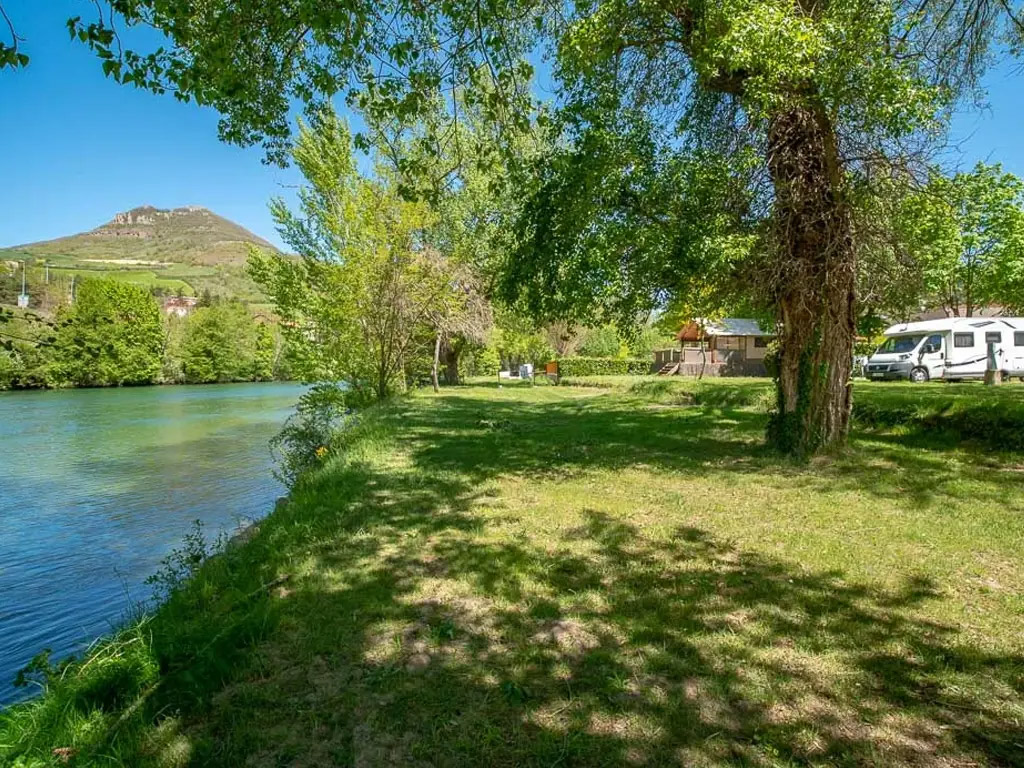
{"left": 367, "top": 104, "right": 508, "bottom": 388}
{"left": 179, "top": 301, "right": 262, "bottom": 383}
{"left": 899, "top": 163, "right": 1024, "bottom": 317}
{"left": 49, "top": 278, "right": 164, "bottom": 387}
{"left": 249, "top": 112, "right": 460, "bottom": 401}
{"left": 519, "top": 1, "right": 974, "bottom": 454}
{"left": 253, "top": 322, "right": 277, "bottom": 381}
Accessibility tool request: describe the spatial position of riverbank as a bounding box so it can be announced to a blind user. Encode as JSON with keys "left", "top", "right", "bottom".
{"left": 0, "top": 382, "right": 303, "bottom": 708}
{"left": 2, "top": 380, "right": 1022, "bottom": 766}
{"left": 0, "top": 375, "right": 291, "bottom": 392}
{"left": 0, "top": 284, "right": 285, "bottom": 391}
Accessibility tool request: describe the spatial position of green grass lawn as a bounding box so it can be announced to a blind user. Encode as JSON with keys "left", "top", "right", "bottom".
{"left": 3, "top": 379, "right": 1023, "bottom": 766}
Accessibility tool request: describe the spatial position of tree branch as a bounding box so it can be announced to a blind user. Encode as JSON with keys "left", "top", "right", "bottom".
{"left": 0, "top": 1, "right": 24, "bottom": 59}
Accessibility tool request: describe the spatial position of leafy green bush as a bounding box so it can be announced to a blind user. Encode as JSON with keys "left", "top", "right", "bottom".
{"left": 578, "top": 326, "right": 623, "bottom": 358}
{"left": 557, "top": 357, "right": 650, "bottom": 377}
{"left": 180, "top": 301, "right": 265, "bottom": 384}
{"left": 145, "top": 520, "right": 225, "bottom": 602}
{"left": 476, "top": 346, "right": 502, "bottom": 376}
{"left": 270, "top": 383, "right": 353, "bottom": 487}
{"left": 0, "top": 350, "right": 19, "bottom": 389}
{"left": 47, "top": 279, "right": 165, "bottom": 387}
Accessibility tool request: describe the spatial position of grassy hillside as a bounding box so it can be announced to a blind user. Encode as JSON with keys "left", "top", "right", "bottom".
{"left": 2, "top": 379, "right": 1022, "bottom": 767}
{"left": 0, "top": 206, "right": 279, "bottom": 302}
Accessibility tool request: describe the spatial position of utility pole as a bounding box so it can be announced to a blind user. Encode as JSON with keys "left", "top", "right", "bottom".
{"left": 17, "top": 262, "right": 29, "bottom": 308}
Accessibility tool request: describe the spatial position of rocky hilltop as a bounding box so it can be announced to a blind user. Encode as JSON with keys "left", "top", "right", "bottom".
{"left": 72, "top": 205, "right": 279, "bottom": 262}
{"left": 94, "top": 205, "right": 213, "bottom": 237}
{"left": 108, "top": 205, "right": 207, "bottom": 227}
{"left": 3, "top": 205, "right": 277, "bottom": 268}
{"left": 0, "top": 206, "right": 281, "bottom": 302}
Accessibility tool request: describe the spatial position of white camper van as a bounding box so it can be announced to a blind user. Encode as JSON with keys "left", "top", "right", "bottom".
{"left": 865, "top": 317, "right": 1024, "bottom": 382}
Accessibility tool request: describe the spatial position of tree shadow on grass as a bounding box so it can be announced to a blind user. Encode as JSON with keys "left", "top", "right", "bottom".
{"left": 828, "top": 427, "right": 1024, "bottom": 508}
{"left": 402, "top": 393, "right": 771, "bottom": 479}
{"left": 166, "top": 470, "right": 1023, "bottom": 767}
{"left": 136, "top": 391, "right": 1024, "bottom": 767}
{"left": 399, "top": 392, "right": 1024, "bottom": 509}
{"left": 25, "top": 389, "right": 1022, "bottom": 767}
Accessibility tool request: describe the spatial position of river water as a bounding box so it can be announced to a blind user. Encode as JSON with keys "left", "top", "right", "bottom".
{"left": 0, "top": 382, "right": 303, "bottom": 705}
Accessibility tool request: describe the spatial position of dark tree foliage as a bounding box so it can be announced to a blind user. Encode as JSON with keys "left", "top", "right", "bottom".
{"left": 503, "top": 114, "right": 759, "bottom": 329}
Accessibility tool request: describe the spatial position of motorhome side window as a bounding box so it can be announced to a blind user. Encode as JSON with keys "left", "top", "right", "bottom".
{"left": 925, "top": 334, "right": 942, "bottom": 350}
{"left": 1016, "top": 331, "right": 1024, "bottom": 346}
{"left": 953, "top": 333, "right": 974, "bottom": 348}
{"left": 985, "top": 331, "right": 1001, "bottom": 344}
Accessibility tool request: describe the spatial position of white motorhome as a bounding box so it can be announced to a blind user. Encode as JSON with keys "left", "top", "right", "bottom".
{"left": 865, "top": 317, "right": 1024, "bottom": 382}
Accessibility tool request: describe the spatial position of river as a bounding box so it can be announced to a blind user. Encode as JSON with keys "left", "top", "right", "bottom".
{"left": 0, "top": 382, "right": 303, "bottom": 706}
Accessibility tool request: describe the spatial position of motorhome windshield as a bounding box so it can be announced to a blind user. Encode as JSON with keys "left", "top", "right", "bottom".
{"left": 876, "top": 335, "right": 925, "bottom": 354}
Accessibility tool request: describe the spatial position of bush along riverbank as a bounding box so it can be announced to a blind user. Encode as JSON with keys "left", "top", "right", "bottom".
{"left": 2, "top": 380, "right": 1023, "bottom": 766}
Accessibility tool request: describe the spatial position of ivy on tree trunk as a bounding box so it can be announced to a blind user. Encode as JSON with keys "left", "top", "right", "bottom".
{"left": 766, "top": 105, "right": 855, "bottom": 454}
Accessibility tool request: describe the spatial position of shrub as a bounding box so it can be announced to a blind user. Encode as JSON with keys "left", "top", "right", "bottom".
{"left": 270, "top": 383, "right": 353, "bottom": 487}
{"left": 578, "top": 326, "right": 623, "bottom": 358}
{"left": 476, "top": 346, "right": 502, "bottom": 376}
{"left": 557, "top": 357, "right": 650, "bottom": 377}
{"left": 0, "top": 350, "right": 18, "bottom": 389}
{"left": 145, "top": 520, "right": 225, "bottom": 602}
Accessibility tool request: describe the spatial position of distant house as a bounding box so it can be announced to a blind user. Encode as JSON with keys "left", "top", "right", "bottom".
{"left": 653, "top": 317, "right": 775, "bottom": 377}
{"left": 162, "top": 296, "right": 199, "bottom": 317}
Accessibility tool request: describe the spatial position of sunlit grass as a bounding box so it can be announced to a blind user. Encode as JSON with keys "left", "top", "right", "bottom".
{"left": 2, "top": 380, "right": 1022, "bottom": 766}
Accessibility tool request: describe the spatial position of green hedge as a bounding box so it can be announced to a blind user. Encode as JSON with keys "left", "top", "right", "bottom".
{"left": 557, "top": 357, "right": 650, "bottom": 377}
{"left": 853, "top": 387, "right": 1024, "bottom": 451}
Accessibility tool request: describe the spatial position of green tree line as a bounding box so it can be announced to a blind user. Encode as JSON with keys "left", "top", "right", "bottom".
{"left": 6, "top": 0, "right": 1024, "bottom": 455}
{"left": 0, "top": 278, "right": 287, "bottom": 390}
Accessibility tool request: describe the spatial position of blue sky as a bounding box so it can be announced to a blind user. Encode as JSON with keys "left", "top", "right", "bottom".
{"left": 0, "top": 0, "right": 305, "bottom": 250}
{"left": 1, "top": 0, "right": 1023, "bottom": 251}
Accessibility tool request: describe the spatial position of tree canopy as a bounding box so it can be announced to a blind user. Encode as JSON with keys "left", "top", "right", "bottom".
{"left": 178, "top": 301, "right": 275, "bottom": 383}
{"left": 249, "top": 112, "right": 471, "bottom": 401}
{"left": 899, "top": 163, "right": 1024, "bottom": 317}
{"left": 6, "top": 0, "right": 1024, "bottom": 453}
{"left": 48, "top": 278, "right": 164, "bottom": 387}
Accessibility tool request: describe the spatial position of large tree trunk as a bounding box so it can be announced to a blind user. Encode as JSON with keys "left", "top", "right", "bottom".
{"left": 766, "top": 104, "right": 856, "bottom": 456}
{"left": 444, "top": 345, "right": 460, "bottom": 385}
{"left": 431, "top": 333, "right": 442, "bottom": 393}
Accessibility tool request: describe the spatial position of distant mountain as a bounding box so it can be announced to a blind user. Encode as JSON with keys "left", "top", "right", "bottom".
{"left": 7, "top": 205, "right": 278, "bottom": 267}
{"left": 1, "top": 206, "right": 280, "bottom": 304}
